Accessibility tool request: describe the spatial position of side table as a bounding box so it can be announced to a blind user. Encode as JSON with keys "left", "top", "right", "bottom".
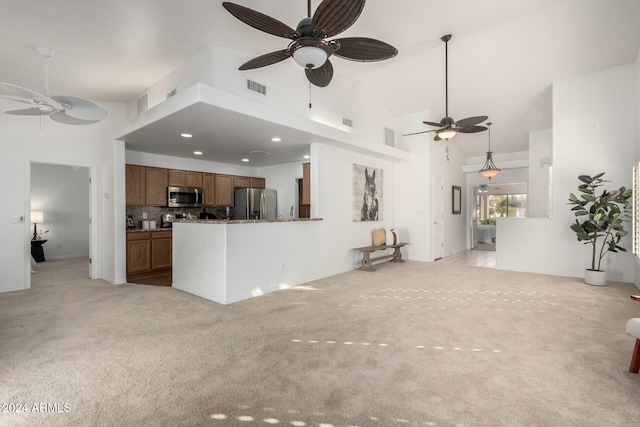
{"left": 31, "top": 239, "right": 47, "bottom": 263}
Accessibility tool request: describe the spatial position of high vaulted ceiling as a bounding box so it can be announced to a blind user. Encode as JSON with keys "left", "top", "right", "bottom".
{"left": 1, "top": 0, "right": 639, "bottom": 160}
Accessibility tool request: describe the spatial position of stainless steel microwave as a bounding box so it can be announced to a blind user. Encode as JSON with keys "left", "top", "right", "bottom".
{"left": 167, "top": 186, "right": 204, "bottom": 208}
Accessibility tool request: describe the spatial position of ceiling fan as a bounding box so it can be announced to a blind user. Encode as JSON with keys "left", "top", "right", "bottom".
{"left": 405, "top": 34, "right": 488, "bottom": 141}
{"left": 0, "top": 47, "right": 107, "bottom": 125}
{"left": 222, "top": 0, "right": 398, "bottom": 87}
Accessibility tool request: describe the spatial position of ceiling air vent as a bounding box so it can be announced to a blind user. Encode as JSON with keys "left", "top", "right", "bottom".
{"left": 166, "top": 88, "right": 177, "bottom": 99}
{"left": 250, "top": 150, "right": 272, "bottom": 156}
{"left": 384, "top": 127, "right": 395, "bottom": 147}
{"left": 137, "top": 94, "right": 148, "bottom": 115}
{"left": 342, "top": 117, "right": 353, "bottom": 127}
{"left": 246, "top": 79, "right": 267, "bottom": 96}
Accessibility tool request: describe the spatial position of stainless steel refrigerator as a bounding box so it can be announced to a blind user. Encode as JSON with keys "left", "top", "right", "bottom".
{"left": 233, "top": 188, "right": 277, "bottom": 220}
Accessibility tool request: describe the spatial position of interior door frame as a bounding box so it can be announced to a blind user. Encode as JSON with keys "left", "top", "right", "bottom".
{"left": 25, "top": 159, "right": 99, "bottom": 289}
{"left": 432, "top": 176, "right": 444, "bottom": 261}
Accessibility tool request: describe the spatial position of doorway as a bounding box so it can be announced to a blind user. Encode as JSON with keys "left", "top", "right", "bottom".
{"left": 432, "top": 177, "right": 444, "bottom": 260}
{"left": 27, "top": 161, "right": 97, "bottom": 287}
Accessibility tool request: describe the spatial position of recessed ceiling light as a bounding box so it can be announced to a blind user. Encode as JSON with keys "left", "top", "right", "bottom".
{"left": 271, "top": 137, "right": 282, "bottom": 142}
{"left": 193, "top": 151, "right": 203, "bottom": 155}
{"left": 242, "top": 158, "right": 250, "bottom": 162}
{"left": 303, "top": 155, "right": 310, "bottom": 159}
{"left": 181, "top": 133, "right": 193, "bottom": 138}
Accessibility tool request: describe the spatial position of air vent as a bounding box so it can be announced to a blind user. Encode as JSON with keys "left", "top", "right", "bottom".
{"left": 137, "top": 94, "right": 148, "bottom": 115}
{"left": 250, "top": 150, "right": 272, "bottom": 156}
{"left": 384, "top": 127, "right": 395, "bottom": 147}
{"left": 166, "top": 88, "right": 177, "bottom": 99}
{"left": 342, "top": 117, "right": 353, "bottom": 127}
{"left": 246, "top": 79, "right": 267, "bottom": 96}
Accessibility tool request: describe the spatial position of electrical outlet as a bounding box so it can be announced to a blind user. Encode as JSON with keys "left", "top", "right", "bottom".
{"left": 142, "top": 212, "right": 148, "bottom": 219}
{"left": 10, "top": 216, "right": 17, "bottom": 224}
{"left": 606, "top": 257, "right": 612, "bottom": 265}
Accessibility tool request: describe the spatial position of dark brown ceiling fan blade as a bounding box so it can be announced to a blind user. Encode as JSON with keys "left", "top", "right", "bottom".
{"left": 332, "top": 37, "right": 398, "bottom": 62}
{"left": 239, "top": 50, "right": 291, "bottom": 70}
{"left": 422, "top": 120, "right": 442, "bottom": 127}
{"left": 458, "top": 125, "right": 488, "bottom": 134}
{"left": 312, "top": 0, "right": 365, "bottom": 38}
{"left": 455, "top": 115, "right": 488, "bottom": 128}
{"left": 305, "top": 60, "right": 334, "bottom": 87}
{"left": 222, "top": 2, "right": 299, "bottom": 39}
{"left": 402, "top": 130, "right": 434, "bottom": 136}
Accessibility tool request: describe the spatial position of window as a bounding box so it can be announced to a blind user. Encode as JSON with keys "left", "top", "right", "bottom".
{"left": 487, "top": 194, "right": 527, "bottom": 218}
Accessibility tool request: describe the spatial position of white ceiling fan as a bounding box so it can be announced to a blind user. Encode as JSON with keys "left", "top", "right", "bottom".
{"left": 0, "top": 47, "right": 107, "bottom": 125}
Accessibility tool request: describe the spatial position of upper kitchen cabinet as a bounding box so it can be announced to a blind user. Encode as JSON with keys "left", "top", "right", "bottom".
{"left": 234, "top": 176, "right": 265, "bottom": 189}
{"left": 145, "top": 167, "right": 168, "bottom": 206}
{"left": 168, "top": 169, "right": 203, "bottom": 188}
{"left": 215, "top": 174, "right": 234, "bottom": 206}
{"left": 168, "top": 169, "right": 185, "bottom": 187}
{"left": 203, "top": 173, "right": 215, "bottom": 207}
{"left": 302, "top": 163, "right": 310, "bottom": 205}
{"left": 251, "top": 177, "right": 266, "bottom": 189}
{"left": 186, "top": 171, "right": 203, "bottom": 188}
{"left": 234, "top": 176, "right": 251, "bottom": 189}
{"left": 126, "top": 165, "right": 146, "bottom": 206}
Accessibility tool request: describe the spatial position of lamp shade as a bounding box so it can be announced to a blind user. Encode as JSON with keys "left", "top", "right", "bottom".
{"left": 292, "top": 46, "right": 328, "bottom": 69}
{"left": 31, "top": 210, "right": 44, "bottom": 224}
{"left": 437, "top": 128, "right": 456, "bottom": 140}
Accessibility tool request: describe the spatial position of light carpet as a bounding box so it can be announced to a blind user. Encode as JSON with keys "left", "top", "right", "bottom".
{"left": 2, "top": 257, "right": 640, "bottom": 426}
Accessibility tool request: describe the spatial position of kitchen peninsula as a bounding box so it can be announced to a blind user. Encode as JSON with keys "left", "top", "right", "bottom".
{"left": 172, "top": 218, "right": 323, "bottom": 304}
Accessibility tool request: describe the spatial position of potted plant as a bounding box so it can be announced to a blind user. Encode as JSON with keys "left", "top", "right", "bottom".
{"left": 568, "top": 173, "right": 632, "bottom": 286}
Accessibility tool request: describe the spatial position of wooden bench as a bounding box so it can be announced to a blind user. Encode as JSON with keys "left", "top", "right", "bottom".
{"left": 353, "top": 243, "right": 409, "bottom": 271}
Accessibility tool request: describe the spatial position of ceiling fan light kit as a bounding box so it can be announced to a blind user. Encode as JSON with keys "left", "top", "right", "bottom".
{"left": 479, "top": 122, "right": 501, "bottom": 179}
{"left": 222, "top": 0, "right": 398, "bottom": 88}
{"left": 0, "top": 47, "right": 107, "bottom": 125}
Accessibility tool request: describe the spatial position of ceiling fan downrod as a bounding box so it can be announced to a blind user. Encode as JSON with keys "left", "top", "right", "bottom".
{"left": 441, "top": 34, "right": 451, "bottom": 119}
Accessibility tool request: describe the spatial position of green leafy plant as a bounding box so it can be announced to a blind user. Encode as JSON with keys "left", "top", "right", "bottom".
{"left": 568, "top": 173, "right": 632, "bottom": 271}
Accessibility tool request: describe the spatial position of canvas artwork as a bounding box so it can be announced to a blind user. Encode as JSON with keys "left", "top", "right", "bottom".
{"left": 353, "top": 164, "right": 383, "bottom": 221}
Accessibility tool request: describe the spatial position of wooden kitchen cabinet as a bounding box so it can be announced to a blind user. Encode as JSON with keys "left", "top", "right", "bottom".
{"left": 215, "top": 174, "right": 234, "bottom": 206}
{"left": 251, "top": 177, "right": 266, "bottom": 189}
{"left": 126, "top": 232, "right": 151, "bottom": 275}
{"left": 126, "top": 165, "right": 146, "bottom": 206}
{"left": 186, "top": 171, "right": 203, "bottom": 188}
{"left": 302, "top": 162, "right": 310, "bottom": 205}
{"left": 145, "top": 167, "right": 168, "bottom": 206}
{"left": 168, "top": 169, "right": 186, "bottom": 187}
{"left": 203, "top": 173, "right": 216, "bottom": 207}
{"left": 127, "top": 231, "right": 172, "bottom": 285}
{"left": 234, "top": 176, "right": 252, "bottom": 188}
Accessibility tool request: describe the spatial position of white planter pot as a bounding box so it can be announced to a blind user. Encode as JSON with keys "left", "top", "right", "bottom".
{"left": 585, "top": 269, "right": 606, "bottom": 286}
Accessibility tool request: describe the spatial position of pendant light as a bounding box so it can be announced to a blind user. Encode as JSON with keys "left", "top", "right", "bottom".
{"left": 479, "top": 122, "right": 501, "bottom": 179}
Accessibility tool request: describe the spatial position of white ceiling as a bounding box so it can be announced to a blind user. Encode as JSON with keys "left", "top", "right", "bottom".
{"left": 1, "top": 0, "right": 639, "bottom": 163}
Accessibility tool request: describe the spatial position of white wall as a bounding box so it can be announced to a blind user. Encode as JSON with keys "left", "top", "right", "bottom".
{"left": 498, "top": 63, "right": 636, "bottom": 282}
{"left": 125, "top": 150, "right": 259, "bottom": 176}
{"left": 314, "top": 143, "right": 397, "bottom": 270}
{"left": 394, "top": 110, "right": 468, "bottom": 261}
{"left": 528, "top": 129, "right": 553, "bottom": 217}
{"left": 0, "top": 99, "right": 126, "bottom": 292}
{"left": 635, "top": 48, "right": 640, "bottom": 290}
{"left": 134, "top": 46, "right": 396, "bottom": 148}
{"left": 258, "top": 161, "right": 304, "bottom": 219}
{"left": 31, "top": 164, "right": 90, "bottom": 260}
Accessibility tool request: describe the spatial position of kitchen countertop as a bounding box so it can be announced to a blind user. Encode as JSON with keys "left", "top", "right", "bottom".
{"left": 177, "top": 218, "right": 323, "bottom": 224}
{"left": 126, "top": 228, "right": 173, "bottom": 233}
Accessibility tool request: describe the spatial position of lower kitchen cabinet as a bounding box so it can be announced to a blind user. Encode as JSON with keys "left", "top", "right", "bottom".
{"left": 126, "top": 231, "right": 172, "bottom": 285}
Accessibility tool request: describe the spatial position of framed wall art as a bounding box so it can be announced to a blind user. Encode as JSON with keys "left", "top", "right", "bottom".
{"left": 353, "top": 164, "right": 383, "bottom": 221}
{"left": 452, "top": 185, "right": 461, "bottom": 214}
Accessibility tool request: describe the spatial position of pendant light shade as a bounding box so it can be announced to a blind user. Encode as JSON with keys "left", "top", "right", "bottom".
{"left": 479, "top": 122, "right": 501, "bottom": 179}
{"left": 292, "top": 46, "right": 328, "bottom": 69}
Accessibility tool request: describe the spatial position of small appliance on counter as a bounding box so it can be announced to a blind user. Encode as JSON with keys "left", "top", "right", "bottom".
{"left": 161, "top": 213, "right": 187, "bottom": 228}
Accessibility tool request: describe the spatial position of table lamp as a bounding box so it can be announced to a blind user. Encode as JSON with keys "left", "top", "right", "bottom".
{"left": 31, "top": 210, "right": 44, "bottom": 240}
